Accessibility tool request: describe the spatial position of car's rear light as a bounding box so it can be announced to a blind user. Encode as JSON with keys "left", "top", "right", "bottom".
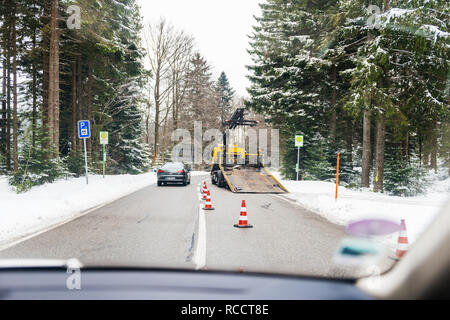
{"left": 157, "top": 169, "right": 165, "bottom": 173}
{"left": 176, "top": 170, "right": 185, "bottom": 174}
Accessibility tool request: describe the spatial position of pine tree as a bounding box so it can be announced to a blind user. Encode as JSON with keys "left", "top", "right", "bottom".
{"left": 216, "top": 72, "right": 235, "bottom": 126}
{"left": 246, "top": 0, "right": 449, "bottom": 194}
{"left": 1, "top": 0, "right": 153, "bottom": 190}
{"left": 184, "top": 53, "right": 219, "bottom": 129}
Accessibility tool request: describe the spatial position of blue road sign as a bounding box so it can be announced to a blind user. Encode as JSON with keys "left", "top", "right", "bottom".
{"left": 77, "top": 120, "right": 91, "bottom": 139}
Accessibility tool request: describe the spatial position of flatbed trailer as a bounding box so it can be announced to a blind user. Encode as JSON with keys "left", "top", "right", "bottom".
{"left": 210, "top": 109, "right": 288, "bottom": 194}
{"left": 211, "top": 161, "right": 288, "bottom": 193}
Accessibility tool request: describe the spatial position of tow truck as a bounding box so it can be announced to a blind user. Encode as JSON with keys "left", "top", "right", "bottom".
{"left": 210, "top": 108, "right": 288, "bottom": 193}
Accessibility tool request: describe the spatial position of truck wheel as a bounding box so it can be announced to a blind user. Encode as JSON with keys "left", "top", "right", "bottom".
{"left": 211, "top": 172, "right": 217, "bottom": 185}
{"left": 217, "top": 172, "right": 226, "bottom": 188}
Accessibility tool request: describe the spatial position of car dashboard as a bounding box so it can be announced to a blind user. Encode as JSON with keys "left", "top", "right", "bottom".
{"left": 0, "top": 268, "right": 372, "bottom": 300}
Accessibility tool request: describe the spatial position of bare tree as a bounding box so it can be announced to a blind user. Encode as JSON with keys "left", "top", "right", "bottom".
{"left": 143, "top": 19, "right": 175, "bottom": 164}
{"left": 169, "top": 31, "right": 194, "bottom": 130}
{"left": 143, "top": 19, "right": 193, "bottom": 164}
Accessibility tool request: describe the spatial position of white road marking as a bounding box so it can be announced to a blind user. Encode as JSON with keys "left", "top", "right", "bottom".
{"left": 193, "top": 184, "right": 207, "bottom": 270}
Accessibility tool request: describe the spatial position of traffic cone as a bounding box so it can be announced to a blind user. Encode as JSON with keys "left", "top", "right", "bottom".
{"left": 203, "top": 186, "right": 208, "bottom": 201}
{"left": 202, "top": 182, "right": 208, "bottom": 199}
{"left": 396, "top": 219, "right": 409, "bottom": 259}
{"left": 234, "top": 200, "right": 253, "bottom": 228}
{"left": 203, "top": 190, "right": 215, "bottom": 210}
{"left": 200, "top": 181, "right": 207, "bottom": 194}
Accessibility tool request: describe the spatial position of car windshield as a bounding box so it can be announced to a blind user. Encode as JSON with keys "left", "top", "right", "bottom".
{"left": 0, "top": 0, "right": 448, "bottom": 283}
{"left": 162, "top": 163, "right": 184, "bottom": 171}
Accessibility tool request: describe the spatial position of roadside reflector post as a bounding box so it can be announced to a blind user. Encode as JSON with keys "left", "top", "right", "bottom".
{"left": 295, "top": 135, "right": 304, "bottom": 181}
{"left": 83, "top": 138, "right": 88, "bottom": 185}
{"left": 102, "top": 144, "right": 106, "bottom": 178}
{"left": 100, "top": 131, "right": 109, "bottom": 179}
{"left": 335, "top": 152, "right": 340, "bottom": 200}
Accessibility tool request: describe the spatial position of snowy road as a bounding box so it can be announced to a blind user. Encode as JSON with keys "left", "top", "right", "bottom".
{"left": 0, "top": 174, "right": 395, "bottom": 278}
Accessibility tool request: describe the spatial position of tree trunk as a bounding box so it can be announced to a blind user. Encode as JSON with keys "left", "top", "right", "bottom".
{"left": 172, "top": 72, "right": 177, "bottom": 129}
{"left": 154, "top": 70, "right": 160, "bottom": 164}
{"left": 71, "top": 60, "right": 77, "bottom": 153}
{"left": 48, "top": 0, "right": 60, "bottom": 157}
{"left": 42, "top": 0, "right": 50, "bottom": 152}
{"left": 430, "top": 121, "right": 438, "bottom": 173}
{"left": 1, "top": 51, "right": 6, "bottom": 160}
{"left": 373, "top": 113, "right": 386, "bottom": 192}
{"left": 346, "top": 118, "right": 353, "bottom": 164}
{"left": 77, "top": 44, "right": 83, "bottom": 152}
{"left": 330, "top": 65, "right": 337, "bottom": 141}
{"left": 362, "top": 29, "right": 374, "bottom": 188}
{"left": 145, "top": 100, "right": 151, "bottom": 145}
{"left": 6, "top": 19, "right": 11, "bottom": 171}
{"left": 422, "top": 138, "right": 430, "bottom": 167}
{"left": 403, "top": 130, "right": 409, "bottom": 161}
{"left": 361, "top": 110, "right": 371, "bottom": 187}
{"left": 2, "top": 22, "right": 11, "bottom": 171}
{"left": 32, "top": 30, "right": 37, "bottom": 147}
{"left": 87, "top": 59, "right": 93, "bottom": 156}
{"left": 52, "top": 0, "right": 60, "bottom": 155}
{"left": 12, "top": 4, "right": 18, "bottom": 171}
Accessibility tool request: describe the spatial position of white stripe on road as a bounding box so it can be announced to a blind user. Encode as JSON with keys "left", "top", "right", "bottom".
{"left": 193, "top": 184, "right": 206, "bottom": 270}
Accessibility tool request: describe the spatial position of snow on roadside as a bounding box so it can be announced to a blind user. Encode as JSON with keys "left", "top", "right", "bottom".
{"left": 0, "top": 173, "right": 158, "bottom": 247}
{"left": 273, "top": 170, "right": 450, "bottom": 250}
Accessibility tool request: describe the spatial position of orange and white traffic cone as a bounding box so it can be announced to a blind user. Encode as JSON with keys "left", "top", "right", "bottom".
{"left": 202, "top": 182, "right": 208, "bottom": 199}
{"left": 234, "top": 200, "right": 253, "bottom": 228}
{"left": 200, "top": 181, "right": 206, "bottom": 194}
{"left": 396, "top": 219, "right": 408, "bottom": 259}
{"left": 203, "top": 187, "right": 208, "bottom": 201}
{"left": 203, "top": 190, "right": 215, "bottom": 211}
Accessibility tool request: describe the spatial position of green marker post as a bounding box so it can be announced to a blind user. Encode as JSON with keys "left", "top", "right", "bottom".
{"left": 294, "top": 135, "right": 304, "bottom": 181}
{"left": 102, "top": 144, "right": 106, "bottom": 178}
{"left": 100, "top": 131, "right": 109, "bottom": 178}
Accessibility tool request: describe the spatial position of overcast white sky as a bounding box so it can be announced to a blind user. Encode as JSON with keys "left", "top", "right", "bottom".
{"left": 137, "top": 0, "right": 262, "bottom": 97}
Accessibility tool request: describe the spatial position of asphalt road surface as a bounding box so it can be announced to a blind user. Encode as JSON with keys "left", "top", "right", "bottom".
{"left": 0, "top": 174, "right": 394, "bottom": 278}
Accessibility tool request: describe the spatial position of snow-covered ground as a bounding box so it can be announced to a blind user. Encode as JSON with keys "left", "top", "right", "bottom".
{"left": 0, "top": 171, "right": 209, "bottom": 247}
{"left": 274, "top": 169, "right": 450, "bottom": 251}
{"left": 0, "top": 168, "right": 447, "bottom": 254}
{"left": 0, "top": 173, "right": 160, "bottom": 247}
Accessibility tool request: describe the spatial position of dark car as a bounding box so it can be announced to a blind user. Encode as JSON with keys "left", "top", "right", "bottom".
{"left": 157, "top": 162, "right": 191, "bottom": 186}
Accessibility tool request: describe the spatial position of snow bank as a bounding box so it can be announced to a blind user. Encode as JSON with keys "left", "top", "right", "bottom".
{"left": 274, "top": 170, "right": 449, "bottom": 250}
{"left": 0, "top": 173, "right": 158, "bottom": 247}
